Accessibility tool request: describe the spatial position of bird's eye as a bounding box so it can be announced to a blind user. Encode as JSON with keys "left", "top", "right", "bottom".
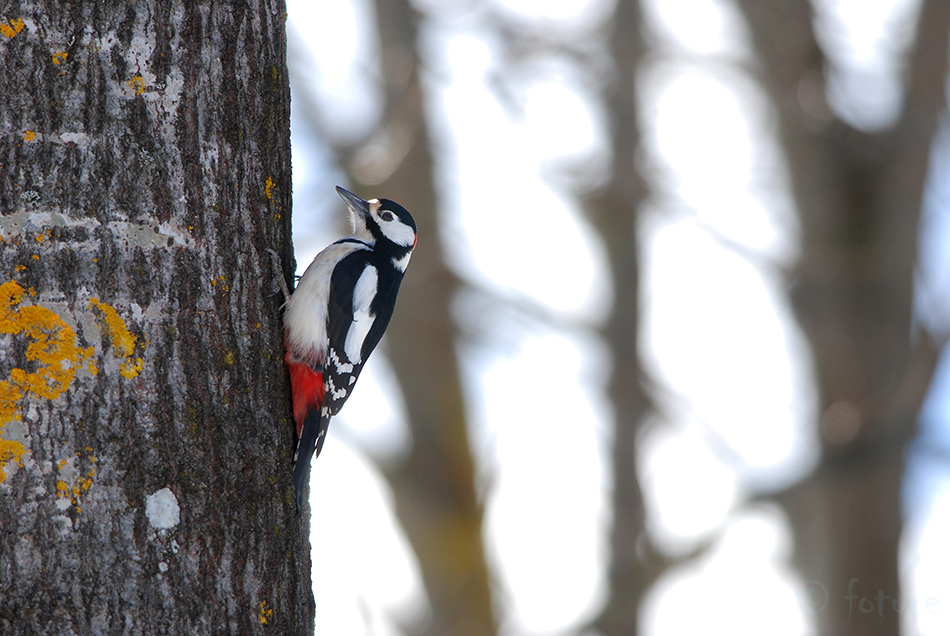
{"left": 380, "top": 211, "right": 394, "bottom": 222}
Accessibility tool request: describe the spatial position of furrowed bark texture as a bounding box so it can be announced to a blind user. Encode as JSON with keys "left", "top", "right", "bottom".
{"left": 732, "top": 1, "right": 950, "bottom": 634}
{"left": 0, "top": 2, "right": 312, "bottom": 634}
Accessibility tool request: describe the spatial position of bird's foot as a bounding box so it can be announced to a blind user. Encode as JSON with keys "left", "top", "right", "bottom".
{"left": 266, "top": 248, "right": 293, "bottom": 304}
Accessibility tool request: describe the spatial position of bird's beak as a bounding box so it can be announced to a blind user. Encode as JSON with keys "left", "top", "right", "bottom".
{"left": 336, "top": 186, "right": 370, "bottom": 218}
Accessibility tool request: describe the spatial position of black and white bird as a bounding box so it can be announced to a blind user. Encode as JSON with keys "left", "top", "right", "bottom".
{"left": 283, "top": 186, "right": 416, "bottom": 511}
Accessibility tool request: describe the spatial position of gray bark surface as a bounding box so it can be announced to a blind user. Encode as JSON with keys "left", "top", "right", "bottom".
{"left": 0, "top": 2, "right": 312, "bottom": 634}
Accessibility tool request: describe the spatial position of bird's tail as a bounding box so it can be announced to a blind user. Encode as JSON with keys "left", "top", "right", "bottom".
{"left": 292, "top": 409, "right": 329, "bottom": 515}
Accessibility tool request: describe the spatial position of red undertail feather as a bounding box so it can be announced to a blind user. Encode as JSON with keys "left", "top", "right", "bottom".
{"left": 286, "top": 354, "right": 325, "bottom": 437}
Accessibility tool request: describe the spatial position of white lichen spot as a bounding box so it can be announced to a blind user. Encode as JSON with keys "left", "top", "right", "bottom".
{"left": 158, "top": 561, "right": 168, "bottom": 573}
{"left": 145, "top": 488, "right": 180, "bottom": 530}
{"left": 170, "top": 539, "right": 180, "bottom": 554}
{"left": 58, "top": 132, "right": 90, "bottom": 146}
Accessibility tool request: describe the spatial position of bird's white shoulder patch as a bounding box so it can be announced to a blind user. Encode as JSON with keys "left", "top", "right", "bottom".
{"left": 285, "top": 241, "right": 368, "bottom": 351}
{"left": 344, "top": 265, "right": 379, "bottom": 363}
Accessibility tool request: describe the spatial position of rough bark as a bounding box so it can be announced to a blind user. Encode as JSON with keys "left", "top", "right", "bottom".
{"left": 731, "top": 1, "right": 950, "bottom": 633}
{"left": 0, "top": 2, "right": 312, "bottom": 634}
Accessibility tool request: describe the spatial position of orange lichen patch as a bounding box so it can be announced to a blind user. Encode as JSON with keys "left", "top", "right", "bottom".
{"left": 119, "top": 357, "right": 143, "bottom": 379}
{"left": 0, "top": 381, "right": 20, "bottom": 423}
{"left": 259, "top": 600, "right": 273, "bottom": 625}
{"left": 1, "top": 281, "right": 94, "bottom": 400}
{"left": 0, "top": 280, "right": 96, "bottom": 481}
{"left": 51, "top": 51, "right": 67, "bottom": 64}
{"left": 89, "top": 299, "right": 135, "bottom": 357}
{"left": 265, "top": 176, "right": 274, "bottom": 200}
{"left": 211, "top": 275, "right": 229, "bottom": 293}
{"left": 55, "top": 449, "right": 96, "bottom": 510}
{"left": 89, "top": 298, "right": 145, "bottom": 378}
{"left": 0, "top": 281, "right": 24, "bottom": 330}
{"left": 11, "top": 304, "right": 90, "bottom": 399}
{"left": 127, "top": 76, "right": 145, "bottom": 95}
{"left": 0, "top": 440, "right": 25, "bottom": 483}
{"left": 0, "top": 18, "right": 25, "bottom": 38}
{"left": 23, "top": 131, "right": 36, "bottom": 142}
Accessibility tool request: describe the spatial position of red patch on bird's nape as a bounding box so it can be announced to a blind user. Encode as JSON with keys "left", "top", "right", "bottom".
{"left": 285, "top": 355, "right": 325, "bottom": 437}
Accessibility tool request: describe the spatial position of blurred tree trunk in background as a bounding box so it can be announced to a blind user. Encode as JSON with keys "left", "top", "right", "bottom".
{"left": 0, "top": 1, "right": 312, "bottom": 633}
{"left": 733, "top": 1, "right": 950, "bottom": 634}
{"left": 587, "top": 1, "right": 664, "bottom": 635}
{"left": 338, "top": 0, "right": 498, "bottom": 634}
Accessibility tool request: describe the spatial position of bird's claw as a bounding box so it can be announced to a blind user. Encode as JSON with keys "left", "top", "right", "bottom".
{"left": 266, "top": 248, "right": 293, "bottom": 304}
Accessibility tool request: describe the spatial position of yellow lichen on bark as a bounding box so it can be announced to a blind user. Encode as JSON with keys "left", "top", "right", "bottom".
{"left": 0, "top": 18, "right": 24, "bottom": 38}
{"left": 127, "top": 76, "right": 145, "bottom": 95}
{"left": 120, "top": 357, "right": 144, "bottom": 379}
{"left": 0, "top": 280, "right": 95, "bottom": 400}
{"left": 0, "top": 380, "right": 20, "bottom": 424}
{"left": 89, "top": 298, "right": 145, "bottom": 378}
{"left": 0, "top": 281, "right": 97, "bottom": 481}
{"left": 259, "top": 600, "right": 273, "bottom": 624}
{"left": 55, "top": 449, "right": 96, "bottom": 510}
{"left": 0, "top": 440, "right": 25, "bottom": 483}
{"left": 89, "top": 298, "right": 135, "bottom": 357}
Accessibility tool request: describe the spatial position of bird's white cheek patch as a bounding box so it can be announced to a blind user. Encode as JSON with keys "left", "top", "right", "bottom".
{"left": 382, "top": 221, "right": 416, "bottom": 247}
{"left": 345, "top": 266, "right": 379, "bottom": 362}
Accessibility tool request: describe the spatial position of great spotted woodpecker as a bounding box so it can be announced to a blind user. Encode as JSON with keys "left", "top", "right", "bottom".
{"left": 283, "top": 186, "right": 417, "bottom": 511}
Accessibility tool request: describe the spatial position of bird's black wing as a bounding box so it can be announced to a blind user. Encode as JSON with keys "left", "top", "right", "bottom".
{"left": 324, "top": 251, "right": 373, "bottom": 415}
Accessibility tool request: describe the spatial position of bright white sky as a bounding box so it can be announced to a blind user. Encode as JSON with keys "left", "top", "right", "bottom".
{"left": 285, "top": 0, "right": 950, "bottom": 634}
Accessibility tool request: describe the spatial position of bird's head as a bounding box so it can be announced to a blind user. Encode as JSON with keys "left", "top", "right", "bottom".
{"left": 336, "top": 186, "right": 417, "bottom": 264}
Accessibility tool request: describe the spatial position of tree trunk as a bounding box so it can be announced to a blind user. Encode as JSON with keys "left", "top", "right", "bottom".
{"left": 0, "top": 2, "right": 312, "bottom": 634}
{"left": 588, "top": 1, "right": 663, "bottom": 635}
{"left": 732, "top": 1, "right": 950, "bottom": 633}
{"left": 351, "top": 0, "right": 498, "bottom": 634}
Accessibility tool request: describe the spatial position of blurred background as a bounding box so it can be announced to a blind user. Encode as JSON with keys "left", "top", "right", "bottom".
{"left": 284, "top": 0, "right": 950, "bottom": 634}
